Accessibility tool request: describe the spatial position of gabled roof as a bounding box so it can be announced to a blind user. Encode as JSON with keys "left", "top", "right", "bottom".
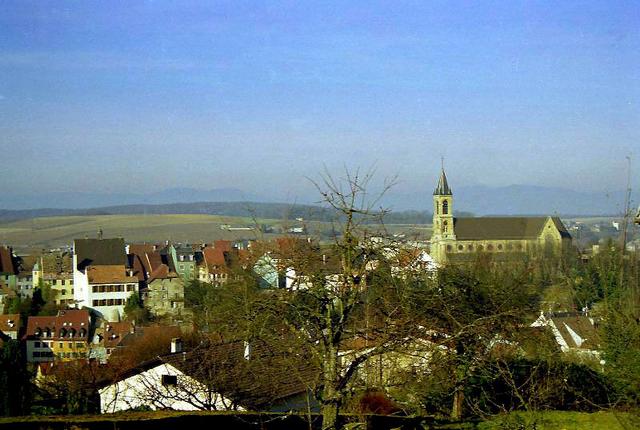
{"left": 75, "top": 238, "right": 125, "bottom": 269}
{"left": 433, "top": 168, "right": 452, "bottom": 196}
{"left": 203, "top": 246, "right": 227, "bottom": 267}
{"left": 40, "top": 253, "right": 73, "bottom": 275}
{"left": 106, "top": 339, "right": 318, "bottom": 409}
{"left": 213, "top": 240, "right": 233, "bottom": 252}
{"left": 453, "top": 216, "right": 570, "bottom": 240}
{"left": 128, "top": 244, "right": 156, "bottom": 256}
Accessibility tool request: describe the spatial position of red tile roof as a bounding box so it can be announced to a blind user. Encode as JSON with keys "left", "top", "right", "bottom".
{"left": 203, "top": 246, "right": 226, "bottom": 267}
{"left": 103, "top": 321, "right": 135, "bottom": 348}
{"left": 214, "top": 240, "right": 233, "bottom": 252}
{"left": 87, "top": 265, "right": 137, "bottom": 284}
{"left": 0, "top": 246, "right": 16, "bottom": 275}
{"left": 25, "top": 309, "right": 91, "bottom": 340}
{"left": 0, "top": 314, "right": 21, "bottom": 334}
{"left": 148, "top": 264, "right": 178, "bottom": 282}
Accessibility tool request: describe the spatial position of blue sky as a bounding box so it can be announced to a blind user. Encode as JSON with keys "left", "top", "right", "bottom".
{"left": 1, "top": 1, "right": 638, "bottom": 202}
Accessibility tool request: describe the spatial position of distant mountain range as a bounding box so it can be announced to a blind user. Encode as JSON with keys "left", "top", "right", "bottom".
{"left": 0, "top": 185, "right": 634, "bottom": 221}
{"left": 0, "top": 188, "right": 265, "bottom": 211}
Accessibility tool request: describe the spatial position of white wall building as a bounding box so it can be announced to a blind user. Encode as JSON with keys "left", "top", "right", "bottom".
{"left": 73, "top": 238, "right": 139, "bottom": 321}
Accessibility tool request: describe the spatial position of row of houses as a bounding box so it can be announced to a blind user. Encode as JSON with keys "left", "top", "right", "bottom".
{"left": 1, "top": 238, "right": 250, "bottom": 322}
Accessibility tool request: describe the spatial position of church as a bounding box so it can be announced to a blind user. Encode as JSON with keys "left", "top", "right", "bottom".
{"left": 429, "top": 168, "right": 572, "bottom": 264}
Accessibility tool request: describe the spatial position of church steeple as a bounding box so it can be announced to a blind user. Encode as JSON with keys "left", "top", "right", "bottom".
{"left": 433, "top": 161, "right": 452, "bottom": 196}
{"left": 432, "top": 162, "right": 455, "bottom": 244}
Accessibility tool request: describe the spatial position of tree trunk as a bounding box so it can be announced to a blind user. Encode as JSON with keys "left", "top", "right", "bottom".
{"left": 321, "top": 337, "right": 341, "bottom": 429}
{"left": 451, "top": 386, "right": 464, "bottom": 420}
{"left": 322, "top": 399, "right": 340, "bottom": 430}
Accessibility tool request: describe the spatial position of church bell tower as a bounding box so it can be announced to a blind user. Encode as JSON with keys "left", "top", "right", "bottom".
{"left": 432, "top": 164, "right": 455, "bottom": 242}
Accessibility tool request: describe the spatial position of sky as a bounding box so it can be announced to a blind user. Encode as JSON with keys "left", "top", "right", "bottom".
{"left": 1, "top": 1, "right": 639, "bottom": 203}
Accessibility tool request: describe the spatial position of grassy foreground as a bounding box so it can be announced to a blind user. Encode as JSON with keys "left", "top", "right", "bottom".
{"left": 1, "top": 410, "right": 638, "bottom": 429}
{"left": 479, "top": 410, "right": 640, "bottom": 430}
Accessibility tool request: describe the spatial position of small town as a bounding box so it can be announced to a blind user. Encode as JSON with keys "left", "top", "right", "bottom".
{"left": 1, "top": 2, "right": 639, "bottom": 430}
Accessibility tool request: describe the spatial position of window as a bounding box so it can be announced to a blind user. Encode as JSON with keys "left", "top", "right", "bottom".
{"left": 497, "top": 244, "right": 503, "bottom": 250}
{"left": 458, "top": 245, "right": 464, "bottom": 251}
{"left": 487, "top": 244, "right": 494, "bottom": 251}
{"left": 446, "top": 245, "right": 452, "bottom": 252}
{"left": 161, "top": 374, "right": 177, "bottom": 386}
{"left": 477, "top": 245, "right": 484, "bottom": 251}
{"left": 468, "top": 245, "right": 474, "bottom": 251}
{"left": 76, "top": 342, "right": 84, "bottom": 348}
{"left": 59, "top": 342, "right": 63, "bottom": 349}
{"left": 442, "top": 200, "right": 449, "bottom": 215}
{"left": 443, "top": 220, "right": 448, "bottom": 233}
{"left": 34, "top": 342, "right": 41, "bottom": 348}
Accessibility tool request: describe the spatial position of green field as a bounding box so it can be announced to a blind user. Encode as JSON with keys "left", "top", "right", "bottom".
{"left": 0, "top": 215, "right": 432, "bottom": 251}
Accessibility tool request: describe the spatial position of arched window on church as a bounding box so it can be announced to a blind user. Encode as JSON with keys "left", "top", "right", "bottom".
{"left": 442, "top": 200, "right": 449, "bottom": 215}
{"left": 443, "top": 220, "right": 448, "bottom": 233}
{"left": 436, "top": 201, "right": 439, "bottom": 214}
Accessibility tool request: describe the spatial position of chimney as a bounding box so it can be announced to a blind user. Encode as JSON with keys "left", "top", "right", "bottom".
{"left": 243, "top": 340, "right": 251, "bottom": 361}
{"left": 171, "top": 337, "right": 183, "bottom": 354}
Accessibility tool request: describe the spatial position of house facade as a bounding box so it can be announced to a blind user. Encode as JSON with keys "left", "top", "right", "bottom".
{"left": 24, "top": 309, "right": 92, "bottom": 363}
{"left": 33, "top": 253, "right": 75, "bottom": 306}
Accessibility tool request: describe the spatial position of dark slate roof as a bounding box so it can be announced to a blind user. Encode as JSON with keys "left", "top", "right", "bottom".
{"left": 74, "top": 238, "right": 125, "bottom": 270}
{"left": 551, "top": 315, "right": 600, "bottom": 350}
{"left": 433, "top": 169, "right": 452, "bottom": 196}
{"left": 453, "top": 216, "right": 570, "bottom": 240}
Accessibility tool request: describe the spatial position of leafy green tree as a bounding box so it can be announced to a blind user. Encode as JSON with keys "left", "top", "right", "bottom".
{"left": 124, "top": 292, "right": 151, "bottom": 323}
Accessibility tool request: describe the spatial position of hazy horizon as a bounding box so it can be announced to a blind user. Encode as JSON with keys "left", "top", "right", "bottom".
{"left": 1, "top": 1, "right": 638, "bottom": 202}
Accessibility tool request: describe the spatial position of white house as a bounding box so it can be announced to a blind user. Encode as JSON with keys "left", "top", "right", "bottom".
{"left": 100, "top": 340, "right": 317, "bottom": 413}
{"left": 73, "top": 238, "right": 139, "bottom": 321}
{"left": 100, "top": 360, "right": 239, "bottom": 413}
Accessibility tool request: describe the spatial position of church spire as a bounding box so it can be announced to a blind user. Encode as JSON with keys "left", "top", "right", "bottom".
{"left": 433, "top": 162, "right": 452, "bottom": 196}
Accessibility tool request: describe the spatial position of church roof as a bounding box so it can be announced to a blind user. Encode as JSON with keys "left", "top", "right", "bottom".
{"left": 433, "top": 169, "right": 452, "bottom": 195}
{"left": 453, "top": 216, "right": 570, "bottom": 240}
